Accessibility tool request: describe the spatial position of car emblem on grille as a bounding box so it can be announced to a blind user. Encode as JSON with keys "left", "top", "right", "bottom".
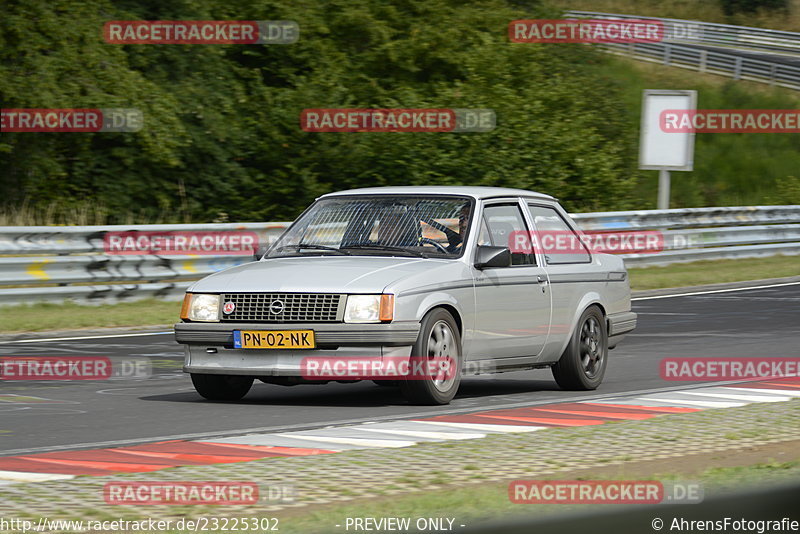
{"left": 269, "top": 299, "right": 285, "bottom": 315}
{"left": 222, "top": 301, "right": 236, "bottom": 314}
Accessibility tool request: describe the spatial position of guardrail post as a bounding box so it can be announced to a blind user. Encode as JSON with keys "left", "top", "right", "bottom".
{"left": 699, "top": 50, "right": 707, "bottom": 73}
{"left": 663, "top": 44, "right": 671, "bottom": 66}
{"left": 657, "top": 170, "right": 671, "bottom": 210}
{"left": 734, "top": 57, "right": 742, "bottom": 80}
{"left": 770, "top": 64, "right": 777, "bottom": 86}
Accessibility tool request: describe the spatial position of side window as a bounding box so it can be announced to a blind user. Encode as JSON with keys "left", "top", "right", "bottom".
{"left": 528, "top": 204, "right": 591, "bottom": 264}
{"left": 477, "top": 218, "right": 492, "bottom": 246}
{"left": 482, "top": 204, "right": 536, "bottom": 266}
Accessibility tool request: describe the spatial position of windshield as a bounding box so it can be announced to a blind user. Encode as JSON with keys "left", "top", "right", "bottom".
{"left": 267, "top": 195, "right": 473, "bottom": 259}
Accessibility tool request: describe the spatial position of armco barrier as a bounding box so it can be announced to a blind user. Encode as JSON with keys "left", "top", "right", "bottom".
{"left": 564, "top": 11, "right": 800, "bottom": 90}
{"left": 565, "top": 10, "right": 800, "bottom": 54}
{"left": 600, "top": 40, "right": 800, "bottom": 90}
{"left": 0, "top": 206, "right": 798, "bottom": 305}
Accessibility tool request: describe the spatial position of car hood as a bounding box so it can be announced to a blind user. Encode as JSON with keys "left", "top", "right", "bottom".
{"left": 189, "top": 256, "right": 449, "bottom": 293}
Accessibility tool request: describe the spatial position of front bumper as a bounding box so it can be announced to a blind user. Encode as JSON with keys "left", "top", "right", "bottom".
{"left": 175, "top": 321, "right": 420, "bottom": 376}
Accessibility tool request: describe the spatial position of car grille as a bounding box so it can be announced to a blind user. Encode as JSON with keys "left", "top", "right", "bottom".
{"left": 220, "top": 293, "right": 345, "bottom": 323}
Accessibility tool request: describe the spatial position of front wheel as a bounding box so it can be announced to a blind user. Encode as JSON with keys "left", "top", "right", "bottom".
{"left": 552, "top": 306, "right": 607, "bottom": 390}
{"left": 191, "top": 373, "right": 253, "bottom": 401}
{"left": 399, "top": 308, "right": 462, "bottom": 405}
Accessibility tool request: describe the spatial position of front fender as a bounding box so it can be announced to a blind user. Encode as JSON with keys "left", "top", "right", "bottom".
{"left": 414, "top": 292, "right": 464, "bottom": 324}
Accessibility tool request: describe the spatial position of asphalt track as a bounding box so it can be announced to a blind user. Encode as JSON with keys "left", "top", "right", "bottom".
{"left": 1, "top": 282, "right": 798, "bottom": 456}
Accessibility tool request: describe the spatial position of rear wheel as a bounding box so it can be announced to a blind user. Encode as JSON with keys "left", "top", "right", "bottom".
{"left": 552, "top": 306, "right": 607, "bottom": 390}
{"left": 191, "top": 373, "right": 253, "bottom": 401}
{"left": 399, "top": 308, "right": 462, "bottom": 405}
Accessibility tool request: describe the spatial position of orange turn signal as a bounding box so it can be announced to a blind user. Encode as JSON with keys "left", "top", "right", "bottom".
{"left": 379, "top": 294, "right": 395, "bottom": 322}
{"left": 180, "top": 293, "right": 192, "bottom": 320}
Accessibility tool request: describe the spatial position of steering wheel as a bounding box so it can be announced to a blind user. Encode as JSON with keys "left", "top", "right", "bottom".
{"left": 420, "top": 238, "right": 449, "bottom": 253}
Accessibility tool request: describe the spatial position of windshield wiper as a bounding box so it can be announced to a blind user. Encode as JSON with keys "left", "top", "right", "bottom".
{"left": 277, "top": 244, "right": 351, "bottom": 255}
{"left": 342, "top": 244, "right": 429, "bottom": 258}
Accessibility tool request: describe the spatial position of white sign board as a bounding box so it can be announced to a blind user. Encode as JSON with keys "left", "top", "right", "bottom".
{"left": 639, "top": 89, "right": 696, "bottom": 171}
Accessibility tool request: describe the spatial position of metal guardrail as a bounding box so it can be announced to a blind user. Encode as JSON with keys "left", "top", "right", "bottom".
{"left": 0, "top": 222, "right": 290, "bottom": 255}
{"left": 0, "top": 206, "right": 798, "bottom": 305}
{"left": 566, "top": 10, "right": 800, "bottom": 54}
{"left": 564, "top": 11, "right": 800, "bottom": 90}
{"left": 601, "top": 41, "right": 800, "bottom": 90}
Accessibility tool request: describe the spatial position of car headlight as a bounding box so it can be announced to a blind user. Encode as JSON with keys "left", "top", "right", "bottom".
{"left": 180, "top": 293, "right": 220, "bottom": 322}
{"left": 344, "top": 294, "right": 394, "bottom": 323}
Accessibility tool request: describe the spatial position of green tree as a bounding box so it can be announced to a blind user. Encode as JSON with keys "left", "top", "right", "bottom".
{"left": 1, "top": 0, "right": 638, "bottom": 222}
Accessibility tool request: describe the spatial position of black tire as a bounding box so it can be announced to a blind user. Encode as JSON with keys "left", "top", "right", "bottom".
{"left": 399, "top": 308, "right": 462, "bottom": 405}
{"left": 552, "top": 306, "right": 608, "bottom": 390}
{"left": 372, "top": 380, "right": 400, "bottom": 387}
{"left": 191, "top": 373, "right": 253, "bottom": 401}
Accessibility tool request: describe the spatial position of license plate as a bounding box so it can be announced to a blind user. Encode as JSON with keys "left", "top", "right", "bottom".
{"left": 233, "top": 330, "right": 315, "bottom": 349}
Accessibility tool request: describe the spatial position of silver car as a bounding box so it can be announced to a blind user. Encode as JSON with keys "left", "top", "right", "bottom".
{"left": 175, "top": 186, "right": 636, "bottom": 405}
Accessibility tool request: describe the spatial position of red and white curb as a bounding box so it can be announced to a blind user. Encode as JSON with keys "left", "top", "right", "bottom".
{"left": 0, "top": 378, "right": 797, "bottom": 483}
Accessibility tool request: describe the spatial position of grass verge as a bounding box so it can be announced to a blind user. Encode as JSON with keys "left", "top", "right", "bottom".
{"left": 627, "top": 254, "right": 800, "bottom": 290}
{"left": 0, "top": 256, "right": 797, "bottom": 333}
{"left": 0, "top": 298, "right": 180, "bottom": 333}
{"left": 273, "top": 458, "right": 800, "bottom": 534}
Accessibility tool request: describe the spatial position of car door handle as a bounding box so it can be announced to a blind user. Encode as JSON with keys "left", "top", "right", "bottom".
{"left": 536, "top": 275, "right": 548, "bottom": 292}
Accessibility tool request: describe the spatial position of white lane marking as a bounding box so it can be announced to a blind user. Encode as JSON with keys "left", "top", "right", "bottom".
{"left": 356, "top": 427, "right": 484, "bottom": 440}
{"left": 1, "top": 332, "right": 173, "bottom": 344}
{"left": 0, "top": 470, "right": 75, "bottom": 482}
{"left": 0, "top": 406, "right": 30, "bottom": 413}
{"left": 412, "top": 421, "right": 545, "bottom": 433}
{"left": 728, "top": 387, "right": 800, "bottom": 398}
{"left": 636, "top": 397, "right": 747, "bottom": 408}
{"left": 682, "top": 391, "right": 792, "bottom": 403}
{"left": 275, "top": 434, "right": 416, "bottom": 448}
{"left": 633, "top": 281, "right": 800, "bottom": 301}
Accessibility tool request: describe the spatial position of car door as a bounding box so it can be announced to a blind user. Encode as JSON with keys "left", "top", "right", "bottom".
{"left": 468, "top": 199, "right": 552, "bottom": 361}
{"left": 526, "top": 202, "right": 594, "bottom": 363}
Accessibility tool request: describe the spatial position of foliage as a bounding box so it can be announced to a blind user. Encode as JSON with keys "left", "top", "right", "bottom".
{"left": 0, "top": 0, "right": 639, "bottom": 222}
{"left": 720, "top": 0, "right": 789, "bottom": 16}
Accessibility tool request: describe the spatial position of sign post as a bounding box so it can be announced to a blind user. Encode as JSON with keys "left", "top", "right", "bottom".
{"left": 639, "top": 90, "right": 697, "bottom": 209}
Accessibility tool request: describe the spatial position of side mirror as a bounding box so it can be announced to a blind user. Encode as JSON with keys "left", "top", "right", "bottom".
{"left": 253, "top": 245, "right": 269, "bottom": 261}
{"left": 474, "top": 245, "right": 511, "bottom": 270}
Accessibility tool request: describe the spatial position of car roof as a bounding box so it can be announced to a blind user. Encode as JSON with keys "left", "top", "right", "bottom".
{"left": 319, "top": 186, "right": 556, "bottom": 201}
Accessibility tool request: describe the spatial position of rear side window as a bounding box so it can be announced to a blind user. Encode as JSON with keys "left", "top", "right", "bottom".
{"left": 482, "top": 204, "right": 536, "bottom": 266}
{"left": 528, "top": 205, "right": 591, "bottom": 264}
